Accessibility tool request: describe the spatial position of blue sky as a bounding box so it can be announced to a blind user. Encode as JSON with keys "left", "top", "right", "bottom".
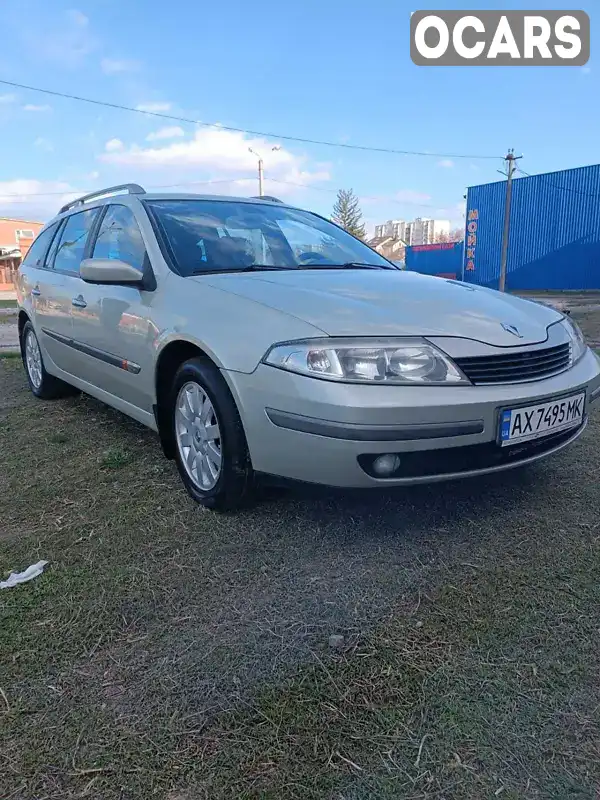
{"left": 0, "top": 0, "right": 596, "bottom": 231}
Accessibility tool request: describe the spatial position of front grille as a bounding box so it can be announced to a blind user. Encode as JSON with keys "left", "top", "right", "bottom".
{"left": 358, "top": 424, "right": 583, "bottom": 480}
{"left": 455, "top": 343, "right": 571, "bottom": 385}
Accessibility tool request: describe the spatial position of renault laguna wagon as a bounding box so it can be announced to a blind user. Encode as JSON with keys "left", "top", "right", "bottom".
{"left": 16, "top": 184, "right": 600, "bottom": 509}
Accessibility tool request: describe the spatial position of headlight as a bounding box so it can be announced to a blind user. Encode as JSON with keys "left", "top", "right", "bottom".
{"left": 263, "top": 338, "right": 469, "bottom": 384}
{"left": 562, "top": 317, "right": 587, "bottom": 365}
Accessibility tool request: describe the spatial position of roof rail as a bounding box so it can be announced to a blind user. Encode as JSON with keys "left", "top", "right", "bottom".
{"left": 250, "top": 195, "right": 283, "bottom": 203}
{"left": 59, "top": 183, "right": 146, "bottom": 214}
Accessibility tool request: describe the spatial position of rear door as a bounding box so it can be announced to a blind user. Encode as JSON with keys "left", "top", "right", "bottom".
{"left": 69, "top": 203, "right": 157, "bottom": 412}
{"left": 35, "top": 208, "right": 99, "bottom": 375}
{"left": 18, "top": 221, "right": 61, "bottom": 336}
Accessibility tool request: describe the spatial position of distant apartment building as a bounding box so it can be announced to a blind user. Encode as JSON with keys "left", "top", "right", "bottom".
{"left": 373, "top": 217, "right": 451, "bottom": 246}
{"left": 0, "top": 217, "right": 44, "bottom": 289}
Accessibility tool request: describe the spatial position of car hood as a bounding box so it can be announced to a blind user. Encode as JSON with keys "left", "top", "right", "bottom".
{"left": 199, "top": 269, "right": 563, "bottom": 346}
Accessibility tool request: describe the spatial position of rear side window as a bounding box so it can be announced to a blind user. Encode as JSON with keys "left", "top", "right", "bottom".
{"left": 92, "top": 205, "right": 146, "bottom": 270}
{"left": 51, "top": 209, "right": 99, "bottom": 274}
{"left": 44, "top": 221, "right": 65, "bottom": 269}
{"left": 20, "top": 222, "right": 60, "bottom": 268}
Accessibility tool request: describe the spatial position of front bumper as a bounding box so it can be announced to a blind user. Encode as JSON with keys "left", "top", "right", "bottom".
{"left": 224, "top": 349, "right": 600, "bottom": 488}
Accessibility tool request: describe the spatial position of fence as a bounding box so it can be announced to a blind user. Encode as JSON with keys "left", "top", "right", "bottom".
{"left": 0, "top": 259, "right": 19, "bottom": 291}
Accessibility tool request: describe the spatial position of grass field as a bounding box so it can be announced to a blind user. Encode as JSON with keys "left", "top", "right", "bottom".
{"left": 2, "top": 353, "right": 600, "bottom": 799}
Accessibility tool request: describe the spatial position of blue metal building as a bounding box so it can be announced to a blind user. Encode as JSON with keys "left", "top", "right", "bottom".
{"left": 465, "top": 163, "right": 600, "bottom": 291}
{"left": 405, "top": 241, "right": 463, "bottom": 279}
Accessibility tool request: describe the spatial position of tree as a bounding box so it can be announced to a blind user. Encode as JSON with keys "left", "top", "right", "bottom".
{"left": 331, "top": 189, "right": 366, "bottom": 240}
{"left": 434, "top": 227, "right": 465, "bottom": 244}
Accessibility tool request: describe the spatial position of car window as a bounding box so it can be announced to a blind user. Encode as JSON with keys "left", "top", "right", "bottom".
{"left": 44, "top": 221, "right": 65, "bottom": 269}
{"left": 92, "top": 204, "right": 146, "bottom": 270}
{"left": 218, "top": 227, "right": 276, "bottom": 266}
{"left": 276, "top": 218, "right": 357, "bottom": 264}
{"left": 20, "top": 222, "right": 60, "bottom": 269}
{"left": 52, "top": 209, "right": 99, "bottom": 274}
{"left": 146, "top": 200, "right": 392, "bottom": 276}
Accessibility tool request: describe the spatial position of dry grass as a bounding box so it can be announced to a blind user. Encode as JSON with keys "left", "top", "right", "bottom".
{"left": 2, "top": 357, "right": 600, "bottom": 799}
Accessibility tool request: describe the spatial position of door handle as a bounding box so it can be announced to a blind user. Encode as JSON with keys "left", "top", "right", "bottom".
{"left": 72, "top": 296, "right": 87, "bottom": 309}
{"left": 31, "top": 286, "right": 41, "bottom": 297}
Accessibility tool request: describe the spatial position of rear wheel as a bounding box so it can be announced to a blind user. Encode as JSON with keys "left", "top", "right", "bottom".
{"left": 171, "top": 357, "right": 254, "bottom": 511}
{"left": 21, "top": 321, "right": 77, "bottom": 399}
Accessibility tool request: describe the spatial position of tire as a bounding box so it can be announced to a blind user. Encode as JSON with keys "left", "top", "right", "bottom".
{"left": 21, "top": 321, "right": 78, "bottom": 400}
{"left": 170, "top": 357, "right": 254, "bottom": 511}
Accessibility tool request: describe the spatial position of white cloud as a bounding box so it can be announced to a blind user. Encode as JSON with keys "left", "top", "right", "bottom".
{"left": 99, "top": 128, "right": 331, "bottom": 190}
{"left": 359, "top": 189, "right": 433, "bottom": 209}
{"left": 101, "top": 57, "right": 141, "bottom": 74}
{"left": 67, "top": 9, "right": 89, "bottom": 27}
{"left": 23, "top": 104, "right": 52, "bottom": 113}
{"left": 432, "top": 200, "right": 466, "bottom": 230}
{"left": 22, "top": 8, "right": 97, "bottom": 67}
{"left": 146, "top": 126, "right": 185, "bottom": 142}
{"left": 0, "top": 94, "right": 16, "bottom": 104}
{"left": 87, "top": 170, "right": 100, "bottom": 180}
{"left": 0, "top": 179, "right": 80, "bottom": 222}
{"left": 136, "top": 101, "right": 172, "bottom": 113}
{"left": 394, "top": 189, "right": 432, "bottom": 204}
{"left": 104, "top": 138, "right": 124, "bottom": 152}
{"left": 34, "top": 137, "right": 54, "bottom": 152}
{"left": 438, "top": 159, "right": 455, "bottom": 169}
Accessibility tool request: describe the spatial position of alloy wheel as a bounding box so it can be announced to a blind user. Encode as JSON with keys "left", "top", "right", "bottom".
{"left": 175, "top": 382, "right": 223, "bottom": 491}
{"left": 25, "top": 330, "right": 43, "bottom": 390}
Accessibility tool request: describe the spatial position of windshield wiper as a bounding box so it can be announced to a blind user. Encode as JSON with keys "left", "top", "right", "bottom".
{"left": 190, "top": 262, "right": 390, "bottom": 275}
{"left": 340, "top": 262, "right": 389, "bottom": 270}
{"left": 303, "top": 262, "right": 389, "bottom": 270}
{"left": 190, "top": 265, "right": 288, "bottom": 275}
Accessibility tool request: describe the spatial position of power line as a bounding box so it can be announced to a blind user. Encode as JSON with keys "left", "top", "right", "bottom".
{"left": 0, "top": 176, "right": 437, "bottom": 209}
{"left": 0, "top": 178, "right": 249, "bottom": 200}
{"left": 517, "top": 167, "right": 600, "bottom": 198}
{"left": 0, "top": 78, "right": 501, "bottom": 161}
{"left": 269, "top": 178, "right": 437, "bottom": 208}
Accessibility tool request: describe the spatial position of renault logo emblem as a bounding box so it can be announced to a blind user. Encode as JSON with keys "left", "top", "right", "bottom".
{"left": 501, "top": 323, "right": 523, "bottom": 338}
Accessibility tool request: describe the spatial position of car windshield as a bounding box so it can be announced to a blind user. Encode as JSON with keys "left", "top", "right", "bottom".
{"left": 145, "top": 199, "right": 394, "bottom": 275}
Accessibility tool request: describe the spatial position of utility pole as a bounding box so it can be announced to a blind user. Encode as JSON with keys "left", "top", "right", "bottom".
{"left": 257, "top": 157, "right": 264, "bottom": 196}
{"left": 248, "top": 146, "right": 281, "bottom": 197}
{"left": 498, "top": 149, "right": 522, "bottom": 293}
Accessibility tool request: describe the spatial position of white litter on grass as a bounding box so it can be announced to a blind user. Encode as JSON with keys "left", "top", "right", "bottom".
{"left": 0, "top": 560, "right": 49, "bottom": 589}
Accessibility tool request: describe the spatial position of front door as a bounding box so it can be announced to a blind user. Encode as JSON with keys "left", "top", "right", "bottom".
{"left": 69, "top": 204, "right": 157, "bottom": 413}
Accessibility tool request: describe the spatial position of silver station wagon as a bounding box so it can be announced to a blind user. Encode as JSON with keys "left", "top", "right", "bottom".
{"left": 16, "top": 184, "right": 600, "bottom": 509}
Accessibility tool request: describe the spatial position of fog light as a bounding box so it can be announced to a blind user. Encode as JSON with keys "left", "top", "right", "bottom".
{"left": 372, "top": 454, "right": 401, "bottom": 476}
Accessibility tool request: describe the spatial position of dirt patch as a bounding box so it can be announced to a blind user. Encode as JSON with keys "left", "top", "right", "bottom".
{"left": 570, "top": 306, "right": 600, "bottom": 348}
{"left": 0, "top": 321, "right": 19, "bottom": 350}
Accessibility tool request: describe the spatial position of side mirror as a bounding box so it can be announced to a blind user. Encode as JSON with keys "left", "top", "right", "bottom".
{"left": 80, "top": 258, "right": 144, "bottom": 285}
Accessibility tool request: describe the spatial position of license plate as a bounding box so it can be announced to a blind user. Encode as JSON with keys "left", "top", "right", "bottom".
{"left": 499, "top": 392, "right": 585, "bottom": 447}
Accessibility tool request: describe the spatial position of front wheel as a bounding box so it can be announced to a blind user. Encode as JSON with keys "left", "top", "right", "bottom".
{"left": 21, "top": 321, "right": 77, "bottom": 399}
{"left": 171, "top": 357, "right": 254, "bottom": 511}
